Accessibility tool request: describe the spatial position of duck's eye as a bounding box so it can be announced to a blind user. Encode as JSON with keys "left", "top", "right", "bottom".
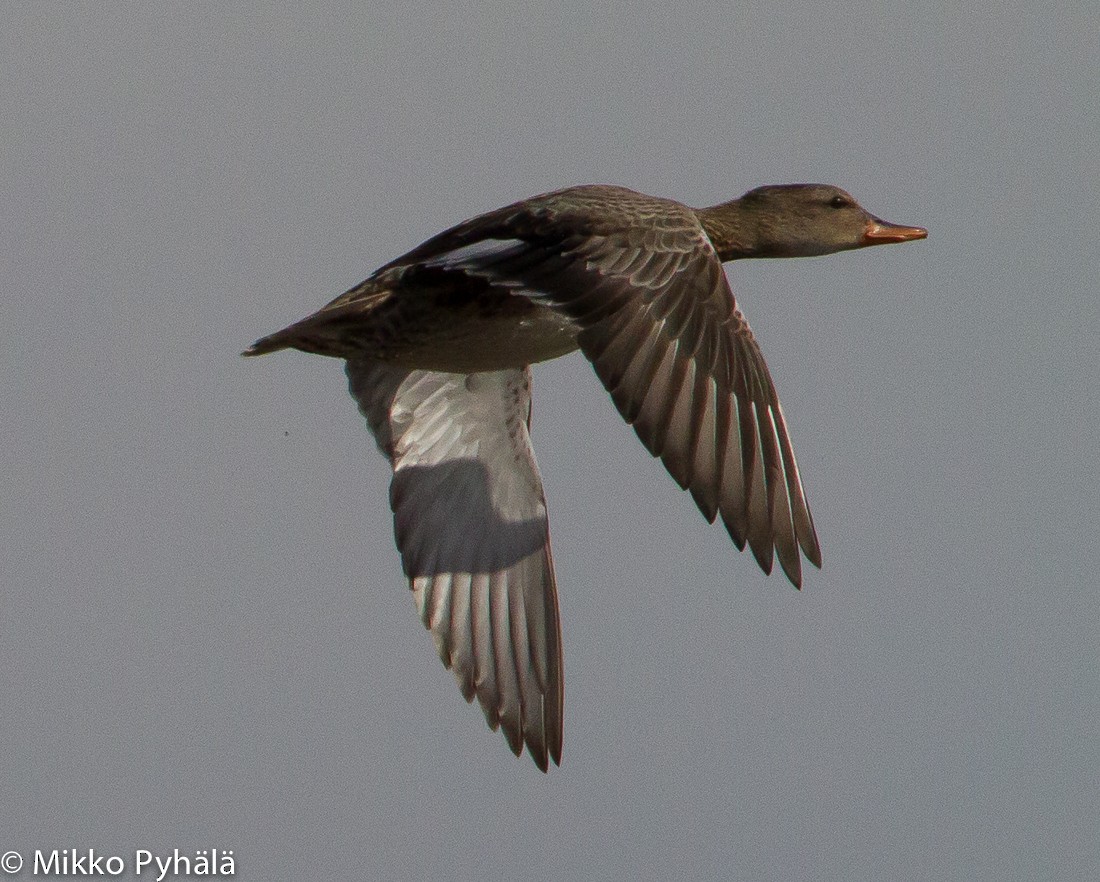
{"left": 829, "top": 195, "right": 850, "bottom": 209}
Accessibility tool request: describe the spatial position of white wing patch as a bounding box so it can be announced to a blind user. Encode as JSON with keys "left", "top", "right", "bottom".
{"left": 423, "top": 237, "right": 531, "bottom": 277}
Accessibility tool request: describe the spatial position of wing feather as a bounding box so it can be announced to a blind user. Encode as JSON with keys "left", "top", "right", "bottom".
{"left": 416, "top": 207, "right": 821, "bottom": 587}
{"left": 347, "top": 360, "right": 564, "bottom": 769}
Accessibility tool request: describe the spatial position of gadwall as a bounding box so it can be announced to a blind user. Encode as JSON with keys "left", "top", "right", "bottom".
{"left": 245, "top": 183, "right": 926, "bottom": 770}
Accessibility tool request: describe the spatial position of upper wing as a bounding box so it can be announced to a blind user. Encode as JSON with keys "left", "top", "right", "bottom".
{"left": 346, "top": 360, "right": 563, "bottom": 770}
{"left": 415, "top": 216, "right": 821, "bottom": 587}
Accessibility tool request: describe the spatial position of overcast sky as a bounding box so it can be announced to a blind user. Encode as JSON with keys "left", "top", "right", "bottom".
{"left": 3, "top": 3, "right": 1098, "bottom": 881}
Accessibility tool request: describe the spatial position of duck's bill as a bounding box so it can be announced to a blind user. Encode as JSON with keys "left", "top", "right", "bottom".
{"left": 863, "top": 219, "right": 928, "bottom": 244}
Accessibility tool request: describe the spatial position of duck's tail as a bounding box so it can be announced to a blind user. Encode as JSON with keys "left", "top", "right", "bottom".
{"left": 241, "top": 333, "right": 290, "bottom": 357}
{"left": 242, "top": 277, "right": 395, "bottom": 359}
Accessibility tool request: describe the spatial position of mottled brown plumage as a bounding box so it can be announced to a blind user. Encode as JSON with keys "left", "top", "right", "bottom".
{"left": 245, "top": 183, "right": 926, "bottom": 770}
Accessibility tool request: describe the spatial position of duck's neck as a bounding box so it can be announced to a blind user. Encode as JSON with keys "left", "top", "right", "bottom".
{"left": 695, "top": 199, "right": 767, "bottom": 262}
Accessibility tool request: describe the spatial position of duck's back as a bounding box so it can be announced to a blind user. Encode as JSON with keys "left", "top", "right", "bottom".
{"left": 379, "top": 184, "right": 701, "bottom": 274}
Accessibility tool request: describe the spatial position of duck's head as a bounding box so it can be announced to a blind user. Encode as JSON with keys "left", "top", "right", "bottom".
{"left": 700, "top": 184, "right": 927, "bottom": 261}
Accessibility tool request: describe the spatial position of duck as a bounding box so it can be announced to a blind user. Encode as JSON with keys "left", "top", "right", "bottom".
{"left": 244, "top": 183, "right": 926, "bottom": 771}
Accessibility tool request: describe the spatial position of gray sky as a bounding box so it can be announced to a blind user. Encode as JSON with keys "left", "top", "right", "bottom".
{"left": 4, "top": 2, "right": 1098, "bottom": 880}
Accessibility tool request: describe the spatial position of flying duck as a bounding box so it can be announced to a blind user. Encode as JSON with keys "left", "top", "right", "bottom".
{"left": 244, "top": 183, "right": 926, "bottom": 770}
